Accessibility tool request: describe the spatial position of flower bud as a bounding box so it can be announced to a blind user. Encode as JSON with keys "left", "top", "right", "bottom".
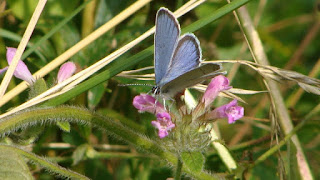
{"left": 57, "top": 62, "right": 76, "bottom": 83}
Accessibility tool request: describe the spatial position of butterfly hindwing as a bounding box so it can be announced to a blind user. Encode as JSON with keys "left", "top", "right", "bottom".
{"left": 161, "top": 63, "right": 224, "bottom": 97}
{"left": 155, "top": 8, "right": 180, "bottom": 84}
{"left": 158, "top": 33, "right": 201, "bottom": 86}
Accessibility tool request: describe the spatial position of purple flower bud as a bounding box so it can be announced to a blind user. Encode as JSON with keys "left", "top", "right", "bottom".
{"left": 57, "top": 62, "right": 76, "bottom": 83}
{"left": 133, "top": 94, "right": 165, "bottom": 114}
{"left": 6, "top": 47, "right": 35, "bottom": 84}
{"left": 151, "top": 112, "right": 175, "bottom": 138}
{"left": 209, "top": 99, "right": 244, "bottom": 124}
{"left": 202, "top": 75, "right": 232, "bottom": 108}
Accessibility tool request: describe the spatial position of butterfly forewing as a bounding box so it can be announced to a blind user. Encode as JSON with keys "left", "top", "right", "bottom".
{"left": 155, "top": 8, "right": 180, "bottom": 84}
{"left": 161, "top": 63, "right": 224, "bottom": 97}
{"left": 158, "top": 33, "right": 201, "bottom": 86}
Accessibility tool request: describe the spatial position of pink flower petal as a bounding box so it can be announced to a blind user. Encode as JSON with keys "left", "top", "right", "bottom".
{"left": 6, "top": 47, "right": 35, "bottom": 84}
{"left": 133, "top": 94, "right": 165, "bottom": 114}
{"left": 151, "top": 112, "right": 175, "bottom": 139}
{"left": 209, "top": 99, "right": 244, "bottom": 124}
{"left": 202, "top": 75, "right": 232, "bottom": 108}
{"left": 57, "top": 62, "right": 76, "bottom": 83}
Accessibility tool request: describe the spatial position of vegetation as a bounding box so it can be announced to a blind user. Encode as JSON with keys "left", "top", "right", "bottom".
{"left": 0, "top": 0, "right": 319, "bottom": 179}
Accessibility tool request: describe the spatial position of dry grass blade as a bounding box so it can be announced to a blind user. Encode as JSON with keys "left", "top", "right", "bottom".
{"left": 259, "top": 66, "right": 320, "bottom": 85}
{"left": 288, "top": 58, "right": 320, "bottom": 107}
{"left": 206, "top": 60, "right": 320, "bottom": 96}
{"left": 222, "top": 91, "right": 246, "bottom": 103}
{"left": 228, "top": 88, "right": 267, "bottom": 95}
{"left": 117, "top": 66, "right": 154, "bottom": 80}
{"left": 119, "top": 66, "right": 153, "bottom": 75}
{"left": 193, "top": 84, "right": 247, "bottom": 103}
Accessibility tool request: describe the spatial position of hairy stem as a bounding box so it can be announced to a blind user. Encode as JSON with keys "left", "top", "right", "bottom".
{"left": 175, "top": 158, "right": 183, "bottom": 180}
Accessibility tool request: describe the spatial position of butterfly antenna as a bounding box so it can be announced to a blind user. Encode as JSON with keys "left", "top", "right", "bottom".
{"left": 118, "top": 83, "right": 154, "bottom": 87}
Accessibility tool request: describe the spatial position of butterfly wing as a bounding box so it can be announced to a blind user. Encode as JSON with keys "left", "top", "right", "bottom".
{"left": 158, "top": 33, "right": 201, "bottom": 86}
{"left": 161, "top": 63, "right": 224, "bottom": 97}
{"left": 155, "top": 8, "right": 180, "bottom": 84}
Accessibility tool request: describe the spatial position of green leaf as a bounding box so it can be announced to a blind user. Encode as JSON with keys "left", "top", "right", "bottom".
{"left": 28, "top": 78, "right": 48, "bottom": 99}
{"left": 181, "top": 151, "right": 204, "bottom": 173}
{"left": 56, "top": 121, "right": 71, "bottom": 132}
{"left": 72, "top": 144, "right": 90, "bottom": 166}
{"left": 62, "top": 129, "right": 86, "bottom": 146}
{"left": 88, "top": 83, "right": 106, "bottom": 109}
{"left": 78, "top": 124, "right": 92, "bottom": 140}
{"left": 0, "top": 146, "right": 33, "bottom": 180}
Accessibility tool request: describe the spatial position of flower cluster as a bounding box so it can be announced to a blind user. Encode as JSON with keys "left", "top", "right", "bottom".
{"left": 133, "top": 75, "right": 244, "bottom": 139}
{"left": 133, "top": 94, "right": 175, "bottom": 138}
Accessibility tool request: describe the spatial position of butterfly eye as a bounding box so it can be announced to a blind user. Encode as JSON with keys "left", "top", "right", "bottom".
{"left": 152, "top": 86, "right": 161, "bottom": 95}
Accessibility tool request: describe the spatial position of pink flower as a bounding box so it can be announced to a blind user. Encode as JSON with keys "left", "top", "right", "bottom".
{"left": 133, "top": 94, "right": 165, "bottom": 114}
{"left": 57, "top": 62, "right": 76, "bottom": 83}
{"left": 202, "top": 75, "right": 232, "bottom": 108}
{"left": 3, "top": 47, "right": 35, "bottom": 84}
{"left": 208, "top": 99, "right": 244, "bottom": 124}
{"left": 133, "top": 94, "right": 175, "bottom": 138}
{"left": 151, "top": 112, "right": 175, "bottom": 138}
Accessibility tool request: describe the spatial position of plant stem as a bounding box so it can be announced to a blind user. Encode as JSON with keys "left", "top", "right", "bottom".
{"left": 175, "top": 158, "right": 183, "bottom": 180}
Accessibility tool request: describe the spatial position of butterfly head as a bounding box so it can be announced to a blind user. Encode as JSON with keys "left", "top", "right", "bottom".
{"left": 152, "top": 86, "right": 161, "bottom": 95}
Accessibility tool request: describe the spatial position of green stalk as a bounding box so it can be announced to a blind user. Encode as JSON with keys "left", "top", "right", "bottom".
{"left": 175, "top": 158, "right": 183, "bottom": 180}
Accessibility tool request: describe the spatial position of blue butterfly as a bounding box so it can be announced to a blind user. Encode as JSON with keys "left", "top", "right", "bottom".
{"left": 153, "top": 8, "right": 224, "bottom": 98}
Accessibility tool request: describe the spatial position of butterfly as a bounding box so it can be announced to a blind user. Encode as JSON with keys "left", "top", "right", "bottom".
{"left": 152, "top": 8, "right": 224, "bottom": 98}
